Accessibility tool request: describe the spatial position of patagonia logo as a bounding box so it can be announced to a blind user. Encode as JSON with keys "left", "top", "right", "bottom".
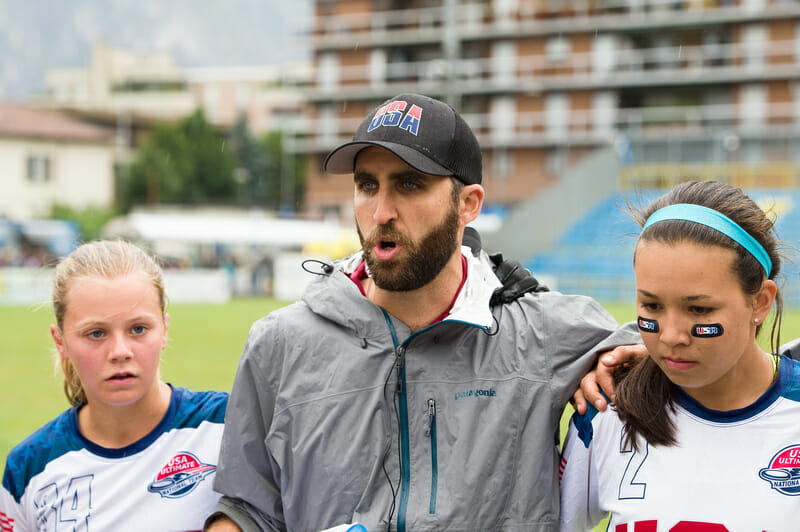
{"left": 367, "top": 100, "right": 423, "bottom": 135}
{"left": 147, "top": 452, "right": 216, "bottom": 499}
{"left": 759, "top": 445, "right": 800, "bottom": 496}
{"left": 692, "top": 324, "right": 723, "bottom": 338}
{"left": 454, "top": 388, "right": 497, "bottom": 401}
{"left": 637, "top": 316, "right": 659, "bottom": 333}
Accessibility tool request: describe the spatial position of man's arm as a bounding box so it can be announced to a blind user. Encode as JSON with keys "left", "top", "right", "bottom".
{"left": 572, "top": 342, "right": 648, "bottom": 415}
{"left": 463, "top": 227, "right": 645, "bottom": 412}
{"left": 781, "top": 338, "right": 800, "bottom": 360}
{"left": 206, "top": 514, "right": 243, "bottom": 532}
{"left": 206, "top": 318, "right": 287, "bottom": 532}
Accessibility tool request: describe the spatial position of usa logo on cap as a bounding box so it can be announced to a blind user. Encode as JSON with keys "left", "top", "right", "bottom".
{"left": 759, "top": 445, "right": 800, "bottom": 496}
{"left": 367, "top": 101, "right": 423, "bottom": 135}
{"left": 147, "top": 452, "right": 216, "bottom": 499}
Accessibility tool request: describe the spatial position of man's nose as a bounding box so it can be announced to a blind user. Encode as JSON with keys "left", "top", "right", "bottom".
{"left": 372, "top": 189, "right": 398, "bottom": 225}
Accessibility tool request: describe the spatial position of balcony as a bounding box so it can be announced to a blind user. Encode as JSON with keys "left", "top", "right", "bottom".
{"left": 309, "top": 0, "right": 800, "bottom": 50}
{"left": 307, "top": 37, "right": 800, "bottom": 101}
{"left": 287, "top": 100, "right": 800, "bottom": 154}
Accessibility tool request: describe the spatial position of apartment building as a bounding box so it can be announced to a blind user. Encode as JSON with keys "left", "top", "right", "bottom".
{"left": 41, "top": 41, "right": 310, "bottom": 137}
{"left": 295, "top": 0, "right": 800, "bottom": 215}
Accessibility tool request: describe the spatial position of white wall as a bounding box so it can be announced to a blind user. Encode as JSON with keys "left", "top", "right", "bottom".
{"left": 273, "top": 252, "right": 330, "bottom": 302}
{"left": 0, "top": 268, "right": 232, "bottom": 306}
{"left": 0, "top": 138, "right": 114, "bottom": 218}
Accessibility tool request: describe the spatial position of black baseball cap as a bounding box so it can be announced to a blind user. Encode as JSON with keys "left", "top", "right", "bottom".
{"left": 324, "top": 93, "right": 482, "bottom": 185}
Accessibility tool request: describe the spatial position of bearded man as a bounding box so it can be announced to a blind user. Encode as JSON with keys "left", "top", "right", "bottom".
{"left": 206, "top": 94, "right": 640, "bottom": 532}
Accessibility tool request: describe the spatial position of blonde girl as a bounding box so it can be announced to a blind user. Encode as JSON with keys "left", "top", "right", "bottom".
{"left": 1, "top": 240, "right": 227, "bottom": 531}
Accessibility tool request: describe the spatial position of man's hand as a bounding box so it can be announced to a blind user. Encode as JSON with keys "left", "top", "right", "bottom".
{"left": 205, "top": 515, "right": 243, "bottom": 532}
{"left": 572, "top": 344, "right": 648, "bottom": 415}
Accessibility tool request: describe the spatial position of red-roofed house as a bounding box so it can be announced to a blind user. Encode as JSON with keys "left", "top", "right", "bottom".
{"left": 0, "top": 103, "right": 115, "bottom": 218}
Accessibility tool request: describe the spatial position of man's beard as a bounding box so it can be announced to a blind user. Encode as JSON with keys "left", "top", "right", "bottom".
{"left": 357, "top": 202, "right": 461, "bottom": 292}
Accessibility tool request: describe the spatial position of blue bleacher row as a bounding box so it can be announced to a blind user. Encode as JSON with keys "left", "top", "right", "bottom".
{"left": 525, "top": 190, "right": 800, "bottom": 306}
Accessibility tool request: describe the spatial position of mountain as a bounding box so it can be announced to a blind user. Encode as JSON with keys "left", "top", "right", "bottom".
{"left": 0, "top": 0, "right": 311, "bottom": 101}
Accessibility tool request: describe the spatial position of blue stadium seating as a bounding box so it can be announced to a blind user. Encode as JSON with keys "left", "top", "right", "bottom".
{"left": 525, "top": 189, "right": 800, "bottom": 306}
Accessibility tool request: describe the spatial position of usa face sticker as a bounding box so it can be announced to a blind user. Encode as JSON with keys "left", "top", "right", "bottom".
{"left": 691, "top": 324, "right": 724, "bottom": 338}
{"left": 637, "top": 316, "right": 659, "bottom": 333}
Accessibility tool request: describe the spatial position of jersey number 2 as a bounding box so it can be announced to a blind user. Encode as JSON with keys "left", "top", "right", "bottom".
{"left": 618, "top": 430, "right": 647, "bottom": 500}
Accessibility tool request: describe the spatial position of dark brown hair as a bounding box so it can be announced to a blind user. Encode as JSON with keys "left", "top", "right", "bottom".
{"left": 615, "top": 180, "right": 783, "bottom": 449}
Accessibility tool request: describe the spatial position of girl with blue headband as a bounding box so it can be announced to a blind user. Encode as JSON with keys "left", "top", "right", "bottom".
{"left": 559, "top": 180, "right": 800, "bottom": 530}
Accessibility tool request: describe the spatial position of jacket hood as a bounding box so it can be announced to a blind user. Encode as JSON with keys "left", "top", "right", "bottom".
{"left": 301, "top": 246, "right": 500, "bottom": 337}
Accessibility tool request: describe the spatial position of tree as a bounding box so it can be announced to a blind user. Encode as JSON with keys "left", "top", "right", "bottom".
{"left": 49, "top": 204, "right": 118, "bottom": 242}
{"left": 121, "top": 109, "right": 237, "bottom": 210}
{"left": 258, "top": 129, "right": 306, "bottom": 212}
{"left": 228, "top": 115, "right": 306, "bottom": 212}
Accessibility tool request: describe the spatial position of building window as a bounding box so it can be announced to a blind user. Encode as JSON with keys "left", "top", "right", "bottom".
{"left": 546, "top": 147, "right": 567, "bottom": 175}
{"left": 235, "top": 84, "right": 252, "bottom": 111}
{"left": 545, "top": 93, "right": 569, "bottom": 138}
{"left": 492, "top": 148, "right": 514, "bottom": 178}
{"left": 204, "top": 84, "right": 220, "bottom": 122}
{"left": 546, "top": 35, "right": 570, "bottom": 64}
{"left": 27, "top": 155, "right": 51, "bottom": 183}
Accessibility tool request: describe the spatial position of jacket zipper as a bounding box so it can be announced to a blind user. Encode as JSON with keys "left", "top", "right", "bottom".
{"left": 424, "top": 398, "right": 438, "bottom": 514}
{"left": 395, "top": 343, "right": 410, "bottom": 532}
{"left": 382, "top": 309, "right": 454, "bottom": 531}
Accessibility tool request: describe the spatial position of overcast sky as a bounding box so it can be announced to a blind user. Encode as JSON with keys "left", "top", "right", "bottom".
{"left": 0, "top": 0, "right": 312, "bottom": 101}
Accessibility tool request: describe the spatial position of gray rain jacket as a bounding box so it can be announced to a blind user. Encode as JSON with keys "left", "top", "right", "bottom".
{"left": 211, "top": 248, "right": 640, "bottom": 532}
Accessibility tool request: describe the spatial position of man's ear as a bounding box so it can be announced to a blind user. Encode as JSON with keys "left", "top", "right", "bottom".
{"left": 459, "top": 184, "right": 484, "bottom": 226}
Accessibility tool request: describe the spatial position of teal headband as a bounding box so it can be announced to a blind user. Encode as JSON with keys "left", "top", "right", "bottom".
{"left": 642, "top": 203, "right": 772, "bottom": 277}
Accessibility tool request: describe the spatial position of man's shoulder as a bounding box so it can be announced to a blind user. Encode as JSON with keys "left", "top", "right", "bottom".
{"left": 251, "top": 299, "right": 314, "bottom": 326}
{"left": 506, "top": 287, "right": 611, "bottom": 320}
{"left": 781, "top": 338, "right": 800, "bottom": 361}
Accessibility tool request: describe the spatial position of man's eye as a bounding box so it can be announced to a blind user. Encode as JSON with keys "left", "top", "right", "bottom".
{"left": 88, "top": 330, "right": 104, "bottom": 339}
{"left": 132, "top": 325, "right": 148, "bottom": 335}
{"left": 401, "top": 181, "right": 420, "bottom": 191}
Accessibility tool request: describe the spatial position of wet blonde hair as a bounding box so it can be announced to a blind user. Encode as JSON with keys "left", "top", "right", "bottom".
{"left": 52, "top": 240, "right": 167, "bottom": 406}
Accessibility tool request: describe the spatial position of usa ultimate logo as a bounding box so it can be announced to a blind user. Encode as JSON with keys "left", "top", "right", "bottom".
{"left": 147, "top": 452, "right": 217, "bottom": 499}
{"left": 367, "top": 100, "right": 423, "bottom": 135}
{"left": 758, "top": 444, "right": 800, "bottom": 496}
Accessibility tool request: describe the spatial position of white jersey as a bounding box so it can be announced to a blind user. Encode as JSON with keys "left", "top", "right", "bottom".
{"left": 0, "top": 386, "right": 227, "bottom": 532}
{"left": 560, "top": 355, "right": 800, "bottom": 532}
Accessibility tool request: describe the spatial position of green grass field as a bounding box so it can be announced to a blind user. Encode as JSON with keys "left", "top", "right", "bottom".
{"left": 2, "top": 297, "right": 799, "bottom": 530}
{"left": 0, "top": 298, "right": 288, "bottom": 459}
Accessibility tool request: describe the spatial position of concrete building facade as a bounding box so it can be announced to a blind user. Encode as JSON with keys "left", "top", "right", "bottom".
{"left": 293, "top": 0, "right": 800, "bottom": 215}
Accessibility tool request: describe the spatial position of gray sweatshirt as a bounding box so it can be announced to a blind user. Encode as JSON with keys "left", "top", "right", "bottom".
{"left": 211, "top": 248, "right": 640, "bottom": 531}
